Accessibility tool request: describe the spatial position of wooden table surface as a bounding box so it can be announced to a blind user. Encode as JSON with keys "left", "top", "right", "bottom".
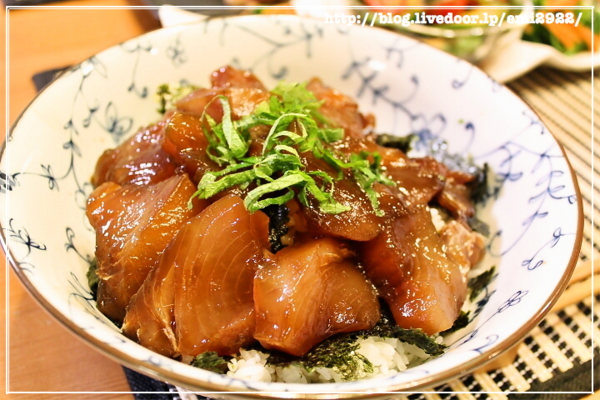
{"left": 3, "top": 2, "right": 599, "bottom": 399}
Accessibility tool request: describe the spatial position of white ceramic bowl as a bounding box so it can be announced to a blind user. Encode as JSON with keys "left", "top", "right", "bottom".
{"left": 4, "top": 15, "right": 582, "bottom": 397}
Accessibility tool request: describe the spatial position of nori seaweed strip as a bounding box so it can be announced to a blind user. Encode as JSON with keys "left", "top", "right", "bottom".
{"left": 442, "top": 311, "right": 471, "bottom": 335}
{"left": 244, "top": 341, "right": 297, "bottom": 366}
{"left": 469, "top": 266, "right": 496, "bottom": 301}
{"left": 192, "top": 351, "right": 231, "bottom": 373}
{"left": 87, "top": 257, "right": 99, "bottom": 300}
{"left": 467, "top": 215, "right": 490, "bottom": 237}
{"left": 468, "top": 162, "right": 490, "bottom": 205}
{"left": 375, "top": 133, "right": 417, "bottom": 154}
{"left": 302, "top": 335, "right": 374, "bottom": 380}
{"left": 364, "top": 321, "right": 446, "bottom": 357}
{"left": 262, "top": 204, "right": 290, "bottom": 253}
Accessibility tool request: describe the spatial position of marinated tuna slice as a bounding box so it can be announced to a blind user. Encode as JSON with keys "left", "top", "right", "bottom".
{"left": 254, "top": 238, "right": 380, "bottom": 356}
{"left": 210, "top": 65, "right": 267, "bottom": 90}
{"left": 334, "top": 137, "right": 445, "bottom": 211}
{"left": 224, "top": 87, "right": 270, "bottom": 119}
{"left": 162, "top": 112, "right": 220, "bottom": 183}
{"left": 86, "top": 174, "right": 206, "bottom": 322}
{"left": 359, "top": 205, "right": 467, "bottom": 334}
{"left": 333, "top": 135, "right": 408, "bottom": 163}
{"left": 384, "top": 157, "right": 447, "bottom": 209}
{"left": 436, "top": 178, "right": 475, "bottom": 219}
{"left": 174, "top": 195, "right": 270, "bottom": 358}
{"left": 91, "top": 121, "right": 177, "bottom": 187}
{"left": 440, "top": 220, "right": 485, "bottom": 275}
{"left": 299, "top": 152, "right": 382, "bottom": 241}
{"left": 122, "top": 195, "right": 269, "bottom": 358}
{"left": 175, "top": 66, "right": 268, "bottom": 121}
{"left": 175, "top": 87, "right": 269, "bottom": 122}
{"left": 306, "top": 78, "right": 374, "bottom": 139}
{"left": 122, "top": 255, "right": 177, "bottom": 357}
{"left": 174, "top": 88, "right": 223, "bottom": 121}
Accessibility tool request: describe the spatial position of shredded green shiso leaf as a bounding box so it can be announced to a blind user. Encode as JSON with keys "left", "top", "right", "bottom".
{"left": 155, "top": 82, "right": 198, "bottom": 114}
{"left": 159, "top": 81, "right": 395, "bottom": 216}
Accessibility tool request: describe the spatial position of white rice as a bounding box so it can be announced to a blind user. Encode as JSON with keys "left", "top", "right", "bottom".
{"left": 226, "top": 335, "right": 440, "bottom": 383}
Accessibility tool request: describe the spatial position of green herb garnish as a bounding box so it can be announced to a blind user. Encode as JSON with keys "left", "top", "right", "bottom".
{"left": 187, "top": 81, "right": 394, "bottom": 216}
{"left": 155, "top": 82, "right": 198, "bottom": 114}
{"left": 192, "top": 351, "right": 230, "bottom": 373}
{"left": 350, "top": 151, "right": 396, "bottom": 217}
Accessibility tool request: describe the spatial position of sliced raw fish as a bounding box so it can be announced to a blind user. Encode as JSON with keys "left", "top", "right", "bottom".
{"left": 299, "top": 151, "right": 383, "bottom": 241}
{"left": 436, "top": 178, "right": 475, "bottom": 219}
{"left": 123, "top": 195, "right": 269, "bottom": 358}
{"left": 175, "top": 66, "right": 269, "bottom": 121}
{"left": 439, "top": 220, "right": 486, "bottom": 275}
{"left": 162, "top": 111, "right": 220, "bottom": 183}
{"left": 122, "top": 255, "right": 177, "bottom": 357}
{"left": 383, "top": 157, "right": 447, "bottom": 209}
{"left": 174, "top": 195, "right": 269, "bottom": 357}
{"left": 91, "top": 121, "right": 176, "bottom": 187}
{"left": 175, "top": 87, "right": 269, "bottom": 122}
{"left": 306, "top": 78, "right": 374, "bottom": 138}
{"left": 210, "top": 65, "right": 267, "bottom": 90}
{"left": 334, "top": 137, "right": 446, "bottom": 211}
{"left": 359, "top": 205, "right": 467, "bottom": 334}
{"left": 254, "top": 237, "right": 380, "bottom": 356}
{"left": 86, "top": 174, "right": 206, "bottom": 322}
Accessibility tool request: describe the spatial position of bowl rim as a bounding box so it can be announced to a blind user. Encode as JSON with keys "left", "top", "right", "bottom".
{"left": 4, "top": 13, "right": 584, "bottom": 397}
